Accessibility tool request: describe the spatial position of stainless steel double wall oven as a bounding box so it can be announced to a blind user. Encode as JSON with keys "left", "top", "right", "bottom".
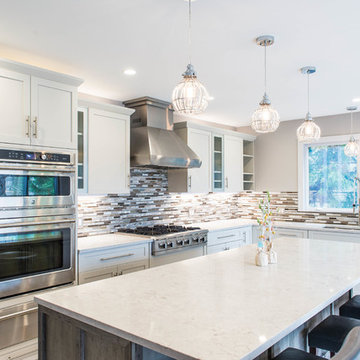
{"left": 0, "top": 146, "right": 76, "bottom": 299}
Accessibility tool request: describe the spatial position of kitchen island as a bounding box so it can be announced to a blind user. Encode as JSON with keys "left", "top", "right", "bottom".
{"left": 35, "top": 238, "right": 360, "bottom": 360}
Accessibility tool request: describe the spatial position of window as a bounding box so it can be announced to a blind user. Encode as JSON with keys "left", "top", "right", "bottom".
{"left": 298, "top": 135, "right": 359, "bottom": 212}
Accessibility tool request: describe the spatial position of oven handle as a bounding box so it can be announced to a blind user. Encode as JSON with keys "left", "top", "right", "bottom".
{"left": 0, "top": 164, "right": 75, "bottom": 173}
{"left": 0, "top": 218, "right": 76, "bottom": 228}
{"left": 0, "top": 307, "right": 38, "bottom": 322}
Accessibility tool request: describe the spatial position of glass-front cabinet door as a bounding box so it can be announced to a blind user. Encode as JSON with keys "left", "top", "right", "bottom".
{"left": 77, "top": 108, "right": 88, "bottom": 193}
{"left": 213, "top": 135, "right": 224, "bottom": 191}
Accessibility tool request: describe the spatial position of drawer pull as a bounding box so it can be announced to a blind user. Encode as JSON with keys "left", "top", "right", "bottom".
{"left": 100, "top": 253, "right": 134, "bottom": 261}
{"left": 217, "top": 234, "right": 236, "bottom": 239}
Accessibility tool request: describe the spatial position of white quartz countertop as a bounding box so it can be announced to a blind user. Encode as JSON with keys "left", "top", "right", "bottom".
{"left": 36, "top": 238, "right": 360, "bottom": 360}
{"left": 192, "top": 218, "right": 360, "bottom": 233}
{"left": 77, "top": 233, "right": 152, "bottom": 252}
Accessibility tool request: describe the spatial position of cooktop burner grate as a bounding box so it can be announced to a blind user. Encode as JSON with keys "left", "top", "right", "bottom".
{"left": 118, "top": 225, "right": 201, "bottom": 236}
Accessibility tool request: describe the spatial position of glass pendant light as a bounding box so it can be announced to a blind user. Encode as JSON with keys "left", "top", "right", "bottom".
{"left": 297, "top": 66, "right": 321, "bottom": 142}
{"left": 172, "top": 0, "right": 209, "bottom": 115}
{"left": 344, "top": 106, "right": 360, "bottom": 157}
{"left": 251, "top": 35, "right": 280, "bottom": 133}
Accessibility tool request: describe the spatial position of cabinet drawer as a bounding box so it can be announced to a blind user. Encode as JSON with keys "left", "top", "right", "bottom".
{"left": 79, "top": 244, "right": 149, "bottom": 272}
{"left": 207, "top": 243, "right": 230, "bottom": 255}
{"left": 208, "top": 229, "right": 242, "bottom": 246}
{"left": 274, "top": 228, "right": 308, "bottom": 239}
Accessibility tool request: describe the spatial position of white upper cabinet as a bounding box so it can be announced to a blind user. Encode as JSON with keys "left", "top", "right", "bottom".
{"left": 79, "top": 101, "right": 134, "bottom": 195}
{"left": 187, "top": 128, "right": 212, "bottom": 193}
{"left": 168, "top": 126, "right": 212, "bottom": 193}
{"left": 0, "top": 69, "right": 30, "bottom": 145}
{"left": 0, "top": 58, "right": 82, "bottom": 149}
{"left": 224, "top": 135, "right": 243, "bottom": 192}
{"left": 169, "top": 122, "right": 253, "bottom": 193}
{"left": 30, "top": 77, "right": 77, "bottom": 149}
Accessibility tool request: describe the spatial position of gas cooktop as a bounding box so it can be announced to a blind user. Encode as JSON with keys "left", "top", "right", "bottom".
{"left": 117, "top": 225, "right": 208, "bottom": 255}
{"left": 118, "top": 225, "right": 201, "bottom": 236}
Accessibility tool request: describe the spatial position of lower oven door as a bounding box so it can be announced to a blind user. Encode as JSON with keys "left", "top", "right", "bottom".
{"left": 0, "top": 218, "right": 75, "bottom": 298}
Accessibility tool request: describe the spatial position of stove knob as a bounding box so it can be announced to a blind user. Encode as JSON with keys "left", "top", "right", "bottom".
{"left": 192, "top": 237, "right": 199, "bottom": 243}
{"left": 41, "top": 154, "right": 47, "bottom": 160}
{"left": 176, "top": 240, "right": 184, "bottom": 246}
{"left": 158, "top": 243, "right": 166, "bottom": 249}
{"left": 167, "top": 242, "right": 174, "bottom": 248}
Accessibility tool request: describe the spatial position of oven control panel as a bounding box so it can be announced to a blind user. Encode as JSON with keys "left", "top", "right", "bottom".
{"left": 0, "top": 149, "right": 72, "bottom": 164}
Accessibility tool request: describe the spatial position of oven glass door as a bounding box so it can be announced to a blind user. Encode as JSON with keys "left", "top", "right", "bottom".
{"left": 0, "top": 174, "right": 71, "bottom": 197}
{"left": 0, "top": 227, "right": 71, "bottom": 282}
{"left": 0, "top": 168, "right": 75, "bottom": 208}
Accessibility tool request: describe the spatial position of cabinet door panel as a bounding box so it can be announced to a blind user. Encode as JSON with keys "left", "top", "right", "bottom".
{"left": 224, "top": 135, "right": 243, "bottom": 192}
{"left": 187, "top": 128, "right": 212, "bottom": 193}
{"left": 78, "top": 265, "right": 118, "bottom": 284}
{"left": 31, "top": 77, "right": 76, "bottom": 149}
{"left": 88, "top": 108, "right": 130, "bottom": 195}
{"left": 0, "top": 69, "right": 30, "bottom": 145}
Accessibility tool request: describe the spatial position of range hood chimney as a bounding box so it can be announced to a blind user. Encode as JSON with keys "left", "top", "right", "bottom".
{"left": 123, "top": 97, "right": 201, "bottom": 168}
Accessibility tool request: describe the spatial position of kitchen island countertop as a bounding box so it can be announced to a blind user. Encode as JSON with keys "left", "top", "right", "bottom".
{"left": 36, "top": 237, "right": 360, "bottom": 360}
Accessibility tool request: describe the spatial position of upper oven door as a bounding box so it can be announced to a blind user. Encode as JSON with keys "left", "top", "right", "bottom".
{"left": 0, "top": 165, "right": 75, "bottom": 209}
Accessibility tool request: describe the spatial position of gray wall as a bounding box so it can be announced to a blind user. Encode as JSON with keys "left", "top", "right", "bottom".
{"left": 238, "top": 112, "right": 360, "bottom": 192}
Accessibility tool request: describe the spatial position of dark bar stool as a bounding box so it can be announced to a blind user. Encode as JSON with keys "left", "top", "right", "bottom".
{"left": 308, "top": 315, "right": 360, "bottom": 354}
{"left": 340, "top": 295, "right": 360, "bottom": 320}
{"left": 273, "top": 326, "right": 360, "bottom": 360}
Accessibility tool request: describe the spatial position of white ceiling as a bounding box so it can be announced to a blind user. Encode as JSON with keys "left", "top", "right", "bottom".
{"left": 1, "top": 0, "right": 360, "bottom": 126}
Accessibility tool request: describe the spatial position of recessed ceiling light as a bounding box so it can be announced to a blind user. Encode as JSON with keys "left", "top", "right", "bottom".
{"left": 124, "top": 68, "right": 136, "bottom": 76}
{"left": 353, "top": 98, "right": 360, "bottom": 102}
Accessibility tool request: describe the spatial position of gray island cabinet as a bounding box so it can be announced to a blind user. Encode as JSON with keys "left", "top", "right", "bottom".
{"left": 36, "top": 237, "right": 360, "bottom": 360}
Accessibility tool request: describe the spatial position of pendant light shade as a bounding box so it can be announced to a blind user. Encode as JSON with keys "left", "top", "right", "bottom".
{"left": 344, "top": 106, "right": 359, "bottom": 157}
{"left": 251, "top": 35, "right": 280, "bottom": 133}
{"left": 297, "top": 66, "right": 321, "bottom": 142}
{"left": 172, "top": 64, "right": 209, "bottom": 115}
{"left": 172, "top": 0, "right": 209, "bottom": 115}
{"left": 251, "top": 93, "right": 280, "bottom": 133}
{"left": 296, "top": 112, "right": 321, "bottom": 142}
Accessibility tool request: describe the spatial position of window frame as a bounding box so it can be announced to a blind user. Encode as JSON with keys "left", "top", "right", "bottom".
{"left": 298, "top": 134, "right": 360, "bottom": 213}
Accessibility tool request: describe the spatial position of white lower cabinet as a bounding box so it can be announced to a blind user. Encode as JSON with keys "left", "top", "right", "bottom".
{"left": 274, "top": 228, "right": 308, "bottom": 239}
{"left": 308, "top": 230, "right": 360, "bottom": 243}
{"left": 78, "top": 242, "right": 150, "bottom": 285}
{"left": 206, "top": 226, "right": 252, "bottom": 255}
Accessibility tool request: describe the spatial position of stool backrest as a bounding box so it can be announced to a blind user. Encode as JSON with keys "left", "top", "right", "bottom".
{"left": 333, "top": 327, "right": 360, "bottom": 360}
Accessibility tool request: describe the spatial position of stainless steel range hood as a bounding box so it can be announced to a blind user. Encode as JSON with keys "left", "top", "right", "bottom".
{"left": 123, "top": 97, "right": 201, "bottom": 168}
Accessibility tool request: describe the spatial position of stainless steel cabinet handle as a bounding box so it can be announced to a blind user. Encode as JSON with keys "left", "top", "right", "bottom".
{"left": 223, "top": 246, "right": 230, "bottom": 251}
{"left": 25, "top": 116, "right": 30, "bottom": 137}
{"left": 100, "top": 253, "right": 134, "bottom": 261}
{"left": 217, "top": 234, "right": 235, "bottom": 239}
{"left": 127, "top": 174, "right": 130, "bottom": 188}
{"left": 32, "top": 116, "right": 38, "bottom": 138}
{"left": 0, "top": 218, "right": 76, "bottom": 229}
{"left": 0, "top": 307, "right": 37, "bottom": 322}
{"left": 225, "top": 177, "right": 229, "bottom": 188}
{"left": 189, "top": 175, "right": 192, "bottom": 189}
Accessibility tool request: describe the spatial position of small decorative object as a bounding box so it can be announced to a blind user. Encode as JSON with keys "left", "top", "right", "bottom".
{"left": 255, "top": 241, "right": 269, "bottom": 267}
{"left": 257, "top": 191, "right": 278, "bottom": 264}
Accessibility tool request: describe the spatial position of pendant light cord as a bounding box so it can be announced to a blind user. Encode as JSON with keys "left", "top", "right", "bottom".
{"left": 188, "top": 0, "right": 192, "bottom": 65}
{"left": 264, "top": 44, "right": 267, "bottom": 94}
{"left": 350, "top": 110, "right": 354, "bottom": 135}
{"left": 307, "top": 72, "right": 310, "bottom": 114}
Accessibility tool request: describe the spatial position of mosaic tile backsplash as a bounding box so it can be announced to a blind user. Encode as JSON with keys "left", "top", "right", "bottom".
{"left": 78, "top": 168, "right": 358, "bottom": 237}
